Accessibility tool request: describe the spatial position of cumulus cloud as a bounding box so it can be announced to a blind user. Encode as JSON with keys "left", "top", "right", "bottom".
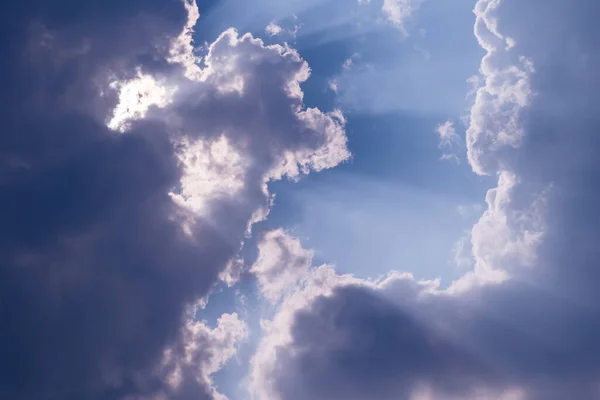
{"left": 250, "top": 263, "right": 368, "bottom": 400}
{"left": 159, "top": 313, "right": 248, "bottom": 400}
{"left": 249, "top": 1, "right": 600, "bottom": 399}
{"left": 251, "top": 230, "right": 314, "bottom": 303}
{"left": 249, "top": 245, "right": 447, "bottom": 400}
{"left": 466, "top": 0, "right": 534, "bottom": 176}
{"left": 0, "top": 1, "right": 348, "bottom": 399}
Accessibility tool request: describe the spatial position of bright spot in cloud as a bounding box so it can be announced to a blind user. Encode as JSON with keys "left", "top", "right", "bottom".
{"left": 169, "top": 0, "right": 203, "bottom": 81}
{"left": 107, "top": 70, "right": 175, "bottom": 132}
{"left": 170, "top": 136, "right": 247, "bottom": 217}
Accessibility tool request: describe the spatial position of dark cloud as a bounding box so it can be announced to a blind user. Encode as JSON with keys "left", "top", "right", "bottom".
{"left": 0, "top": 0, "right": 186, "bottom": 120}
{"left": 275, "top": 286, "right": 498, "bottom": 400}
{"left": 0, "top": 1, "right": 234, "bottom": 399}
{"left": 252, "top": 1, "right": 600, "bottom": 399}
{"left": 0, "top": 0, "right": 351, "bottom": 398}
{"left": 270, "top": 280, "right": 600, "bottom": 399}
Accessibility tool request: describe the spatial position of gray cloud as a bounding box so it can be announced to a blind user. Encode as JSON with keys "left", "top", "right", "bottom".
{"left": 0, "top": 1, "right": 348, "bottom": 399}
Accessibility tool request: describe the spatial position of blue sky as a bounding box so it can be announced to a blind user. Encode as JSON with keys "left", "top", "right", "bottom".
{"left": 2, "top": 0, "right": 600, "bottom": 400}
{"left": 239, "top": 0, "right": 491, "bottom": 282}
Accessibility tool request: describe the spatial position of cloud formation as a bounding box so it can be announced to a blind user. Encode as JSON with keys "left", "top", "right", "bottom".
{"left": 4, "top": 0, "right": 598, "bottom": 399}
{"left": 249, "top": 1, "right": 600, "bottom": 399}
{"left": 381, "top": 0, "right": 415, "bottom": 31}
{"left": 437, "top": 120, "right": 462, "bottom": 163}
{"left": 0, "top": 1, "right": 348, "bottom": 399}
{"left": 251, "top": 230, "right": 314, "bottom": 303}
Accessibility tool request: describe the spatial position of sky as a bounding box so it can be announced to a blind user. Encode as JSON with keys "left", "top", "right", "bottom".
{"left": 1, "top": 0, "right": 599, "bottom": 400}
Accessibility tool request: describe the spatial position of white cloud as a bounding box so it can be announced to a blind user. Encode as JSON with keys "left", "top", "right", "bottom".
{"left": 265, "top": 18, "right": 302, "bottom": 40}
{"left": 161, "top": 313, "right": 248, "bottom": 400}
{"left": 169, "top": 136, "right": 247, "bottom": 218}
{"left": 266, "top": 23, "right": 284, "bottom": 36}
{"left": 452, "top": 0, "right": 547, "bottom": 292}
{"left": 169, "top": 0, "right": 203, "bottom": 81}
{"left": 466, "top": 0, "right": 534, "bottom": 176}
{"left": 437, "top": 120, "right": 460, "bottom": 148}
{"left": 250, "top": 230, "right": 314, "bottom": 302}
{"left": 381, "top": 0, "right": 415, "bottom": 31}
{"left": 107, "top": 3, "right": 350, "bottom": 254}
{"left": 436, "top": 120, "right": 462, "bottom": 163}
{"left": 107, "top": 69, "right": 175, "bottom": 132}
{"left": 357, "top": 0, "right": 416, "bottom": 32}
{"left": 328, "top": 78, "right": 339, "bottom": 93}
{"left": 451, "top": 231, "right": 473, "bottom": 269}
{"left": 343, "top": 54, "right": 360, "bottom": 71}
{"left": 449, "top": 171, "right": 548, "bottom": 294}
{"left": 440, "top": 153, "right": 461, "bottom": 163}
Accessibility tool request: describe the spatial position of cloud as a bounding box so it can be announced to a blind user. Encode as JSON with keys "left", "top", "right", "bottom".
{"left": 249, "top": 0, "right": 600, "bottom": 399}
{"left": 437, "top": 120, "right": 460, "bottom": 148}
{"left": 436, "top": 120, "right": 462, "bottom": 163}
{"left": 0, "top": 1, "right": 348, "bottom": 399}
{"left": 466, "top": 0, "right": 534, "bottom": 176}
{"left": 108, "top": 68, "right": 176, "bottom": 132}
{"left": 381, "top": 0, "right": 415, "bottom": 31}
{"left": 266, "top": 23, "right": 284, "bottom": 36}
{"left": 451, "top": 231, "right": 474, "bottom": 269}
{"left": 250, "top": 262, "right": 368, "bottom": 400}
{"left": 251, "top": 230, "right": 314, "bottom": 303}
{"left": 358, "top": 0, "right": 417, "bottom": 32}
{"left": 159, "top": 313, "right": 248, "bottom": 400}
